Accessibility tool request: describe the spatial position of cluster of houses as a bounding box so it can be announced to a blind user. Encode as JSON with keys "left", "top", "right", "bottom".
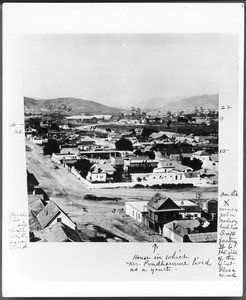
{"left": 45, "top": 128, "right": 218, "bottom": 188}
{"left": 25, "top": 111, "right": 218, "bottom": 189}
{"left": 126, "top": 193, "right": 218, "bottom": 243}
{"left": 27, "top": 171, "right": 84, "bottom": 242}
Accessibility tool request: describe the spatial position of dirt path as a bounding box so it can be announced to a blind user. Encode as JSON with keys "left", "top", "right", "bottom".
{"left": 26, "top": 140, "right": 168, "bottom": 242}
{"left": 26, "top": 139, "right": 217, "bottom": 242}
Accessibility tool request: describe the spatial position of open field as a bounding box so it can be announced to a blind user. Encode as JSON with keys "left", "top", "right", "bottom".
{"left": 26, "top": 139, "right": 218, "bottom": 242}
{"left": 96, "top": 122, "right": 218, "bottom": 135}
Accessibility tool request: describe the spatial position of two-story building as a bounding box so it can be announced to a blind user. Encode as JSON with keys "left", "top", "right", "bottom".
{"left": 142, "top": 193, "right": 183, "bottom": 234}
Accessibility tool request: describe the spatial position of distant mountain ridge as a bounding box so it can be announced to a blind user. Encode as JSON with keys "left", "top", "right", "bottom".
{"left": 135, "top": 96, "right": 185, "bottom": 110}
{"left": 133, "top": 94, "right": 219, "bottom": 113}
{"left": 24, "top": 97, "right": 126, "bottom": 115}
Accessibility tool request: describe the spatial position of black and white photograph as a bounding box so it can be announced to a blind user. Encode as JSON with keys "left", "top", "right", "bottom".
{"left": 3, "top": 3, "right": 243, "bottom": 297}
{"left": 24, "top": 34, "right": 220, "bottom": 243}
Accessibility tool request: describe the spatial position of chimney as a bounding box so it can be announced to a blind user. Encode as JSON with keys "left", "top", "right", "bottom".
{"left": 187, "top": 227, "right": 191, "bottom": 234}
{"left": 172, "top": 222, "right": 175, "bottom": 232}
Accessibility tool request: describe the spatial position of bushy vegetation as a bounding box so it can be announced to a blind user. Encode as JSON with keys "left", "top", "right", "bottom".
{"left": 182, "top": 157, "right": 203, "bottom": 171}
{"left": 115, "top": 137, "right": 133, "bottom": 151}
{"left": 84, "top": 194, "right": 122, "bottom": 201}
{"left": 43, "top": 139, "right": 60, "bottom": 156}
{"left": 133, "top": 183, "right": 193, "bottom": 189}
{"left": 74, "top": 159, "right": 93, "bottom": 178}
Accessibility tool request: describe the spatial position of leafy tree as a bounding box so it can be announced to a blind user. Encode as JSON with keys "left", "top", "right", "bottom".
{"left": 148, "top": 151, "right": 155, "bottom": 159}
{"left": 115, "top": 138, "right": 133, "bottom": 151}
{"left": 50, "top": 123, "right": 60, "bottom": 131}
{"left": 131, "top": 107, "right": 136, "bottom": 116}
{"left": 74, "top": 159, "right": 93, "bottom": 178}
{"left": 199, "top": 106, "right": 205, "bottom": 115}
{"left": 194, "top": 106, "right": 199, "bottom": 115}
{"left": 38, "top": 127, "right": 48, "bottom": 135}
{"left": 134, "top": 149, "right": 143, "bottom": 156}
{"left": 43, "top": 139, "right": 60, "bottom": 156}
{"left": 26, "top": 118, "right": 41, "bottom": 130}
{"left": 167, "top": 120, "right": 172, "bottom": 129}
{"left": 113, "top": 170, "right": 122, "bottom": 182}
{"left": 141, "top": 127, "right": 158, "bottom": 138}
{"left": 136, "top": 107, "right": 141, "bottom": 116}
{"left": 177, "top": 116, "right": 188, "bottom": 123}
{"left": 167, "top": 111, "right": 172, "bottom": 117}
{"left": 182, "top": 157, "right": 203, "bottom": 171}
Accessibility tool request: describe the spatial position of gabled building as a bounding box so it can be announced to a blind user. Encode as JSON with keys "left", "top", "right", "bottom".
{"left": 192, "top": 150, "right": 210, "bottom": 162}
{"left": 174, "top": 200, "right": 202, "bottom": 219}
{"left": 125, "top": 201, "right": 148, "bottom": 223}
{"left": 124, "top": 156, "right": 159, "bottom": 173}
{"left": 163, "top": 219, "right": 200, "bottom": 242}
{"left": 32, "top": 222, "right": 84, "bottom": 242}
{"left": 149, "top": 131, "right": 169, "bottom": 140}
{"left": 143, "top": 193, "right": 183, "bottom": 234}
{"left": 28, "top": 195, "right": 45, "bottom": 231}
{"left": 86, "top": 163, "right": 116, "bottom": 183}
{"left": 183, "top": 232, "right": 217, "bottom": 243}
{"left": 36, "top": 200, "right": 77, "bottom": 230}
{"left": 153, "top": 161, "right": 175, "bottom": 173}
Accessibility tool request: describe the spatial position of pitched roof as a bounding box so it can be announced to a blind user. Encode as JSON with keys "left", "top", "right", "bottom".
{"left": 36, "top": 201, "right": 61, "bottom": 229}
{"left": 33, "top": 222, "right": 83, "bottom": 242}
{"left": 150, "top": 131, "right": 169, "bottom": 140}
{"left": 211, "top": 154, "right": 219, "bottom": 162}
{"left": 28, "top": 194, "right": 44, "bottom": 204}
{"left": 80, "top": 137, "right": 95, "bottom": 143}
{"left": 183, "top": 172, "right": 199, "bottom": 178}
{"left": 126, "top": 201, "right": 148, "bottom": 213}
{"left": 147, "top": 193, "right": 182, "bottom": 211}
{"left": 158, "top": 161, "right": 175, "bottom": 168}
{"left": 174, "top": 200, "right": 198, "bottom": 207}
{"left": 174, "top": 164, "right": 193, "bottom": 172}
{"left": 90, "top": 163, "right": 116, "bottom": 174}
{"left": 165, "top": 219, "right": 200, "bottom": 237}
{"left": 185, "top": 232, "right": 217, "bottom": 243}
{"left": 193, "top": 150, "right": 209, "bottom": 156}
{"left": 130, "top": 156, "right": 150, "bottom": 161}
{"left": 29, "top": 211, "right": 42, "bottom": 231}
{"left": 29, "top": 198, "right": 45, "bottom": 216}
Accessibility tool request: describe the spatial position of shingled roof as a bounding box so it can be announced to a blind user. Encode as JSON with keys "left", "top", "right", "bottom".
{"left": 33, "top": 222, "right": 83, "bottom": 242}
{"left": 36, "top": 201, "right": 61, "bottom": 229}
{"left": 147, "top": 193, "right": 182, "bottom": 211}
{"left": 185, "top": 232, "right": 217, "bottom": 243}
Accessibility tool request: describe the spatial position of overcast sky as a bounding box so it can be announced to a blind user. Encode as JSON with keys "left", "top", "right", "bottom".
{"left": 22, "top": 34, "right": 237, "bottom": 108}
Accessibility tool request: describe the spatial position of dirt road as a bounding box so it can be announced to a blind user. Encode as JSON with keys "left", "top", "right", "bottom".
{"left": 26, "top": 139, "right": 217, "bottom": 242}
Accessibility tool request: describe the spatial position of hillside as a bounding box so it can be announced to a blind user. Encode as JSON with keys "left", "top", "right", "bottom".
{"left": 135, "top": 96, "right": 185, "bottom": 110}
{"left": 24, "top": 97, "right": 126, "bottom": 115}
{"left": 134, "top": 94, "right": 219, "bottom": 113}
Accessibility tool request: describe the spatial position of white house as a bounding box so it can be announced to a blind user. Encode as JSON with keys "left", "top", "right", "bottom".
{"left": 153, "top": 161, "right": 175, "bottom": 173}
{"left": 86, "top": 163, "right": 116, "bottom": 183}
{"left": 51, "top": 153, "right": 78, "bottom": 164}
{"left": 174, "top": 200, "right": 202, "bottom": 219}
{"left": 125, "top": 201, "right": 148, "bottom": 223}
{"left": 36, "top": 200, "right": 76, "bottom": 230}
{"left": 192, "top": 150, "right": 210, "bottom": 162}
{"left": 32, "top": 136, "right": 48, "bottom": 145}
{"left": 163, "top": 219, "right": 200, "bottom": 242}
